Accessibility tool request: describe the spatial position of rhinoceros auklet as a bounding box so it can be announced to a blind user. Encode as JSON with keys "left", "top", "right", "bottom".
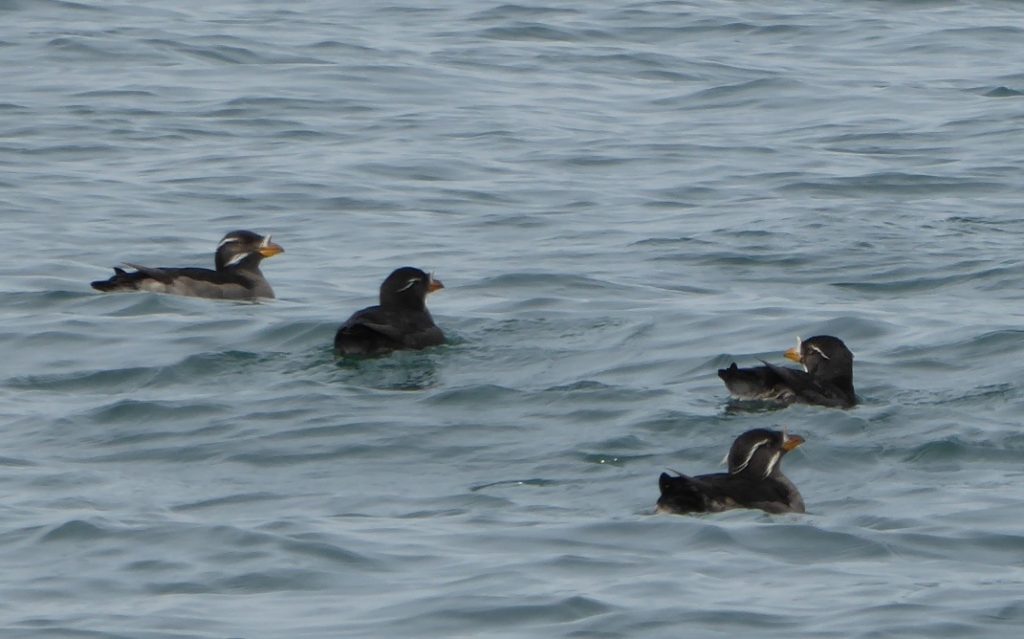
{"left": 717, "top": 335, "right": 856, "bottom": 408}
{"left": 333, "top": 267, "right": 445, "bottom": 356}
{"left": 657, "top": 428, "right": 806, "bottom": 515}
{"left": 91, "top": 230, "right": 283, "bottom": 300}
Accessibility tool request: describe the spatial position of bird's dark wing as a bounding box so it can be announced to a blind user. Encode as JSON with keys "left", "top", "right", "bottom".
{"left": 334, "top": 306, "right": 444, "bottom": 356}
{"left": 698, "top": 473, "right": 794, "bottom": 512}
{"left": 334, "top": 306, "right": 406, "bottom": 356}
{"left": 658, "top": 471, "right": 798, "bottom": 515}
{"left": 761, "top": 362, "right": 850, "bottom": 408}
{"left": 92, "top": 263, "right": 259, "bottom": 300}
{"left": 717, "top": 362, "right": 796, "bottom": 403}
{"left": 121, "top": 262, "right": 176, "bottom": 284}
{"left": 343, "top": 307, "right": 408, "bottom": 340}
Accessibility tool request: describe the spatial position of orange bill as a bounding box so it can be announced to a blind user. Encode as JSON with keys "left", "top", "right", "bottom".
{"left": 782, "top": 434, "right": 805, "bottom": 452}
{"left": 258, "top": 241, "right": 284, "bottom": 258}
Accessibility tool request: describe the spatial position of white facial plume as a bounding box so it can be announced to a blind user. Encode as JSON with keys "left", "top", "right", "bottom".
{"left": 395, "top": 277, "right": 421, "bottom": 293}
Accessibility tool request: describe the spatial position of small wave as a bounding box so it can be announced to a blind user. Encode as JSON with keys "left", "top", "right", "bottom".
{"left": 39, "top": 519, "right": 112, "bottom": 543}
{"left": 477, "top": 23, "right": 591, "bottom": 43}
{"left": 780, "top": 172, "right": 1003, "bottom": 197}
{"left": 982, "top": 86, "right": 1024, "bottom": 98}
{"left": 7, "top": 367, "right": 159, "bottom": 392}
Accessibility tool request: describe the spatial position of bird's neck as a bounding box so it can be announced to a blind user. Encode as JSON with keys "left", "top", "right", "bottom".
{"left": 380, "top": 293, "right": 426, "bottom": 311}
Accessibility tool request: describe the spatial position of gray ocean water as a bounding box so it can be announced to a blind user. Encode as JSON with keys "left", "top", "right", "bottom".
{"left": 3, "top": 0, "right": 1024, "bottom": 637}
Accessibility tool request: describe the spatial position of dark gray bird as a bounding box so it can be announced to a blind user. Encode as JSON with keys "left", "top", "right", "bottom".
{"left": 90, "top": 230, "right": 283, "bottom": 300}
{"left": 333, "top": 267, "right": 445, "bottom": 356}
{"left": 656, "top": 428, "right": 806, "bottom": 515}
{"left": 717, "top": 335, "right": 856, "bottom": 408}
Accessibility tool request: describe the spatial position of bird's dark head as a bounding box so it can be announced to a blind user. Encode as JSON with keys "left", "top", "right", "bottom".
{"left": 215, "top": 230, "right": 284, "bottom": 271}
{"left": 726, "top": 428, "right": 804, "bottom": 479}
{"left": 784, "top": 335, "right": 853, "bottom": 380}
{"left": 379, "top": 267, "right": 444, "bottom": 310}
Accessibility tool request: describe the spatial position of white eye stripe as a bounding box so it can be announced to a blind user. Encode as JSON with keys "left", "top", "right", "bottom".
{"left": 731, "top": 438, "right": 770, "bottom": 475}
{"left": 809, "top": 344, "right": 830, "bottom": 360}
{"left": 224, "top": 252, "right": 251, "bottom": 267}
{"left": 218, "top": 236, "right": 242, "bottom": 248}
{"left": 395, "top": 277, "right": 421, "bottom": 293}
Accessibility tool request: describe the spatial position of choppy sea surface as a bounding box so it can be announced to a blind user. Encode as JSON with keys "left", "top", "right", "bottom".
{"left": 3, "top": 1, "right": 1024, "bottom": 637}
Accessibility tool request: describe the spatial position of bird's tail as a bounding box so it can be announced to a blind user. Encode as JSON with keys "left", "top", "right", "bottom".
{"left": 91, "top": 267, "right": 141, "bottom": 292}
{"left": 656, "top": 472, "right": 706, "bottom": 514}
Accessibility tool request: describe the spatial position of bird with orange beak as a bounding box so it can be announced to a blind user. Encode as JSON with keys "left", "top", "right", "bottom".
{"left": 334, "top": 267, "right": 446, "bottom": 356}
{"left": 717, "top": 335, "right": 855, "bottom": 408}
{"left": 657, "top": 428, "right": 807, "bottom": 515}
{"left": 91, "top": 230, "right": 284, "bottom": 300}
